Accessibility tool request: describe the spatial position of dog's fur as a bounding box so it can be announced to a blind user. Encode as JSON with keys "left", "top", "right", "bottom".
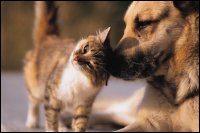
{"left": 90, "top": 1, "right": 199, "bottom": 132}
{"left": 112, "top": 1, "right": 199, "bottom": 131}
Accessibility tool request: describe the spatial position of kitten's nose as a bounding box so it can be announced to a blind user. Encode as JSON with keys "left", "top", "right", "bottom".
{"left": 73, "top": 56, "right": 79, "bottom": 61}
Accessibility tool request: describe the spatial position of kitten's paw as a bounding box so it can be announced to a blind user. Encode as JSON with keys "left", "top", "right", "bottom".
{"left": 74, "top": 127, "right": 86, "bottom": 132}
{"left": 26, "top": 119, "right": 39, "bottom": 128}
{"left": 58, "top": 126, "right": 69, "bottom": 132}
{"left": 46, "top": 130, "right": 57, "bottom": 132}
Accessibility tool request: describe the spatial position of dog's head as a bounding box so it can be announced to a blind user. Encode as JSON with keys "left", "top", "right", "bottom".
{"left": 108, "top": 1, "right": 199, "bottom": 80}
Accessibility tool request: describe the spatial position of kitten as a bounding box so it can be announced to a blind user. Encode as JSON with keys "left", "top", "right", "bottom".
{"left": 24, "top": 1, "right": 111, "bottom": 132}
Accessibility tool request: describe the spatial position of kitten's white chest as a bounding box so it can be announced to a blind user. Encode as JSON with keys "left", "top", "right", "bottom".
{"left": 58, "top": 63, "right": 97, "bottom": 106}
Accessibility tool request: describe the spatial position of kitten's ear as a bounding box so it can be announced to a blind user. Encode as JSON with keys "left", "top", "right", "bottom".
{"left": 98, "top": 27, "right": 111, "bottom": 44}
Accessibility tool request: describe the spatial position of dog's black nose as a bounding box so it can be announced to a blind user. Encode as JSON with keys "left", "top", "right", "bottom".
{"left": 116, "top": 37, "right": 139, "bottom": 52}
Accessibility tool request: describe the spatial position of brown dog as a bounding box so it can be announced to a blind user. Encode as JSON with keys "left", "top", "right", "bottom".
{"left": 105, "top": 1, "right": 199, "bottom": 132}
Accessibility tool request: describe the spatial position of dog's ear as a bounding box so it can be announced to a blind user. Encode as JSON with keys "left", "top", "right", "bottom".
{"left": 173, "top": 1, "right": 199, "bottom": 15}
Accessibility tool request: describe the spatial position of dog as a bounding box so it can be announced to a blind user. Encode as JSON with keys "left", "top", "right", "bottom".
{"left": 89, "top": 1, "right": 199, "bottom": 132}
{"left": 109, "top": 1, "right": 199, "bottom": 132}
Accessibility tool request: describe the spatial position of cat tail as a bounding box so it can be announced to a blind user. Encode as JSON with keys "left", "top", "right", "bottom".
{"left": 34, "top": 1, "right": 59, "bottom": 45}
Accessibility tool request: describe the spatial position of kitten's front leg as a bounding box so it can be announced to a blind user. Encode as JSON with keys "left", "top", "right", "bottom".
{"left": 44, "top": 95, "right": 61, "bottom": 132}
{"left": 72, "top": 105, "right": 91, "bottom": 132}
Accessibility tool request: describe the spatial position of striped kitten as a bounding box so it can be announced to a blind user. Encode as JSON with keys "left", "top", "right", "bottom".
{"left": 24, "top": 2, "right": 111, "bottom": 132}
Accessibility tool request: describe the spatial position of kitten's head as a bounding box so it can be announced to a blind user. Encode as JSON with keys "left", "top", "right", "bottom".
{"left": 71, "top": 27, "right": 111, "bottom": 86}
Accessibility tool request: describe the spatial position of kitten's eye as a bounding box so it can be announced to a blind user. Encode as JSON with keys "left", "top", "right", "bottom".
{"left": 87, "top": 62, "right": 92, "bottom": 68}
{"left": 83, "top": 44, "right": 89, "bottom": 54}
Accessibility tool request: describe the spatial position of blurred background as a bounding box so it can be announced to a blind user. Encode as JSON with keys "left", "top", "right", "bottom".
{"left": 1, "top": 1, "right": 131, "bottom": 71}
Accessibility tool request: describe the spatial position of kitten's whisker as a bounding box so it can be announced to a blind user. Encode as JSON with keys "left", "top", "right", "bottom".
{"left": 93, "top": 61, "right": 105, "bottom": 66}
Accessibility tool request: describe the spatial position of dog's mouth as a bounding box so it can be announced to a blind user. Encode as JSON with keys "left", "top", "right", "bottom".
{"left": 108, "top": 45, "right": 165, "bottom": 80}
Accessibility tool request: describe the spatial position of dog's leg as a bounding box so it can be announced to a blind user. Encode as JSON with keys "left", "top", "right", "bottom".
{"left": 89, "top": 106, "right": 135, "bottom": 127}
{"left": 91, "top": 88, "right": 144, "bottom": 126}
{"left": 88, "top": 111, "right": 126, "bottom": 127}
{"left": 89, "top": 88, "right": 144, "bottom": 128}
{"left": 115, "top": 117, "right": 172, "bottom": 132}
{"left": 115, "top": 121, "right": 146, "bottom": 132}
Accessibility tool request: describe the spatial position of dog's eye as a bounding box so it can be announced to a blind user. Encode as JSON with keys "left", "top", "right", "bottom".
{"left": 83, "top": 44, "right": 89, "bottom": 54}
{"left": 135, "top": 16, "right": 158, "bottom": 30}
{"left": 136, "top": 20, "right": 154, "bottom": 30}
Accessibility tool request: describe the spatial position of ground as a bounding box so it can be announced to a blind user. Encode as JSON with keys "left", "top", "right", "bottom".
{"left": 1, "top": 72, "right": 145, "bottom": 132}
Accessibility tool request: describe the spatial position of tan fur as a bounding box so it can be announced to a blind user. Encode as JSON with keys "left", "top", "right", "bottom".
{"left": 168, "top": 13, "right": 199, "bottom": 103}
{"left": 24, "top": 50, "right": 41, "bottom": 128}
{"left": 34, "top": 1, "right": 59, "bottom": 45}
{"left": 116, "top": 1, "right": 199, "bottom": 132}
{"left": 87, "top": 1, "right": 199, "bottom": 132}
{"left": 24, "top": 51, "right": 39, "bottom": 99}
